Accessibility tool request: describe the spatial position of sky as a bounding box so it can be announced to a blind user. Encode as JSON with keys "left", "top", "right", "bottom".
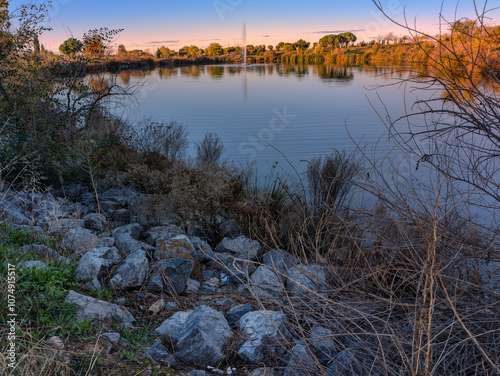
{"left": 9, "top": 0, "right": 500, "bottom": 53}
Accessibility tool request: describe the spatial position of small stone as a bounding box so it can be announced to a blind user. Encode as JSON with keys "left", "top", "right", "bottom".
{"left": 47, "top": 336, "right": 64, "bottom": 351}
{"left": 149, "top": 299, "right": 165, "bottom": 315}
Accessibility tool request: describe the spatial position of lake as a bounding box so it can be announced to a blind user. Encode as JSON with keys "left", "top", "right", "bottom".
{"left": 111, "top": 64, "right": 434, "bottom": 182}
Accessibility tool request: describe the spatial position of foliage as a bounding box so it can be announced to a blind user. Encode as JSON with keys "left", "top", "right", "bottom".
{"left": 59, "top": 37, "right": 83, "bottom": 56}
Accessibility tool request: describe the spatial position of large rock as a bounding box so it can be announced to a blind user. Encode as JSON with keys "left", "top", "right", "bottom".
{"left": 98, "top": 187, "right": 137, "bottom": 207}
{"left": 249, "top": 266, "right": 284, "bottom": 299}
{"left": 286, "top": 265, "right": 328, "bottom": 297}
{"left": 238, "top": 310, "right": 289, "bottom": 364}
{"left": 155, "top": 235, "right": 194, "bottom": 261}
{"left": 83, "top": 213, "right": 107, "bottom": 232}
{"left": 143, "top": 342, "right": 176, "bottom": 366}
{"left": 174, "top": 305, "right": 233, "bottom": 365}
{"left": 65, "top": 290, "right": 135, "bottom": 326}
{"left": 210, "top": 252, "right": 256, "bottom": 285}
{"left": 147, "top": 258, "right": 193, "bottom": 295}
{"left": 62, "top": 183, "right": 89, "bottom": 200}
{"left": 226, "top": 303, "right": 253, "bottom": 327}
{"left": 190, "top": 236, "right": 215, "bottom": 262}
{"left": 110, "top": 209, "right": 131, "bottom": 226}
{"left": 263, "top": 249, "right": 298, "bottom": 283}
{"left": 112, "top": 223, "right": 142, "bottom": 240}
{"left": 110, "top": 249, "right": 149, "bottom": 290}
{"left": 308, "top": 326, "right": 338, "bottom": 364}
{"left": 326, "top": 349, "right": 366, "bottom": 376}
{"left": 153, "top": 310, "right": 193, "bottom": 345}
{"left": 75, "top": 247, "right": 122, "bottom": 289}
{"left": 115, "top": 232, "right": 144, "bottom": 255}
{"left": 99, "top": 200, "right": 122, "bottom": 214}
{"left": 44, "top": 218, "right": 82, "bottom": 236}
{"left": 215, "top": 235, "right": 263, "bottom": 261}
{"left": 20, "top": 244, "right": 60, "bottom": 261}
{"left": 143, "top": 224, "right": 185, "bottom": 246}
{"left": 62, "top": 227, "right": 100, "bottom": 257}
{"left": 284, "top": 343, "right": 323, "bottom": 376}
{"left": 0, "top": 203, "right": 30, "bottom": 225}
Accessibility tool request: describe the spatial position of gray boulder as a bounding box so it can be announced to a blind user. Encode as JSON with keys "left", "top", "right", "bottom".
{"left": 249, "top": 266, "right": 284, "bottom": 299}
{"left": 62, "top": 227, "right": 100, "bottom": 257}
{"left": 115, "top": 232, "right": 144, "bottom": 255}
{"left": 62, "top": 183, "right": 89, "bottom": 200}
{"left": 112, "top": 223, "right": 142, "bottom": 240}
{"left": 210, "top": 252, "right": 256, "bottom": 285}
{"left": 143, "top": 342, "right": 176, "bottom": 366}
{"left": 110, "top": 249, "right": 149, "bottom": 290}
{"left": 143, "top": 224, "right": 185, "bottom": 246}
{"left": 44, "top": 218, "right": 82, "bottom": 236}
{"left": 98, "top": 237, "right": 115, "bottom": 248}
{"left": 110, "top": 209, "right": 131, "bottom": 226}
{"left": 190, "top": 236, "right": 215, "bottom": 262}
{"left": 147, "top": 258, "right": 193, "bottom": 295}
{"left": 99, "top": 200, "right": 122, "bottom": 214}
{"left": 308, "top": 326, "right": 338, "bottom": 364}
{"left": 0, "top": 203, "right": 30, "bottom": 225}
{"left": 215, "top": 235, "right": 263, "bottom": 261}
{"left": 284, "top": 343, "right": 323, "bottom": 376}
{"left": 83, "top": 213, "right": 107, "bottom": 232}
{"left": 263, "top": 249, "right": 298, "bottom": 283}
{"left": 238, "top": 310, "right": 289, "bottom": 363}
{"left": 65, "top": 290, "right": 135, "bottom": 326}
{"left": 75, "top": 247, "right": 122, "bottom": 290}
{"left": 175, "top": 305, "right": 233, "bottom": 365}
{"left": 326, "top": 349, "right": 366, "bottom": 376}
{"left": 153, "top": 310, "right": 193, "bottom": 345}
{"left": 226, "top": 303, "right": 253, "bottom": 327}
{"left": 20, "top": 244, "right": 59, "bottom": 260}
{"left": 80, "top": 192, "right": 96, "bottom": 205}
{"left": 155, "top": 234, "right": 194, "bottom": 261}
{"left": 286, "top": 265, "right": 328, "bottom": 297}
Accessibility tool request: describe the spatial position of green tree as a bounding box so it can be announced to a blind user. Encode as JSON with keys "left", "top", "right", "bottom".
{"left": 268, "top": 44, "right": 273, "bottom": 51}
{"left": 282, "top": 43, "right": 295, "bottom": 52}
{"left": 294, "top": 39, "right": 310, "bottom": 50}
{"left": 341, "top": 32, "right": 357, "bottom": 47}
{"left": 59, "top": 37, "right": 83, "bottom": 56}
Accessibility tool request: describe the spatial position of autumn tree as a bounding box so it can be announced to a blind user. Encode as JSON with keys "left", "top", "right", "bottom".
{"left": 59, "top": 37, "right": 83, "bottom": 56}
{"left": 0, "top": 0, "right": 9, "bottom": 30}
{"left": 117, "top": 44, "right": 127, "bottom": 56}
{"left": 205, "top": 42, "right": 223, "bottom": 56}
{"left": 82, "top": 28, "right": 123, "bottom": 58}
{"left": 282, "top": 43, "right": 295, "bottom": 52}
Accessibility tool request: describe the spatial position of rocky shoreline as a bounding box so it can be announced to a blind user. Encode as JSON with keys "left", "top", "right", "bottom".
{"left": 1, "top": 183, "right": 499, "bottom": 376}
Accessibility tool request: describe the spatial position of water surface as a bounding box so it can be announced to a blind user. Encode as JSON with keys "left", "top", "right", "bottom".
{"left": 112, "top": 64, "right": 434, "bottom": 181}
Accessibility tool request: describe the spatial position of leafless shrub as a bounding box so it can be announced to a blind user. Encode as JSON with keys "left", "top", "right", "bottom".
{"left": 120, "top": 118, "right": 189, "bottom": 163}
{"left": 195, "top": 132, "right": 225, "bottom": 164}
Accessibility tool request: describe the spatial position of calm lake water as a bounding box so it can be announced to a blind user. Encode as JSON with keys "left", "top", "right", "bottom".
{"left": 111, "top": 64, "right": 435, "bottom": 181}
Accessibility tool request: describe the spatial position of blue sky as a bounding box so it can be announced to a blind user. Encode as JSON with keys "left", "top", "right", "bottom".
{"left": 9, "top": 0, "right": 500, "bottom": 52}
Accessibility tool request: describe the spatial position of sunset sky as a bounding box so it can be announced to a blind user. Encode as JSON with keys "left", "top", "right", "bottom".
{"left": 9, "top": 0, "right": 500, "bottom": 53}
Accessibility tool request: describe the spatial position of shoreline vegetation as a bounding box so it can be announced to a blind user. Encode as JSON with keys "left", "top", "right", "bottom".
{"left": 1, "top": 1, "right": 500, "bottom": 375}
